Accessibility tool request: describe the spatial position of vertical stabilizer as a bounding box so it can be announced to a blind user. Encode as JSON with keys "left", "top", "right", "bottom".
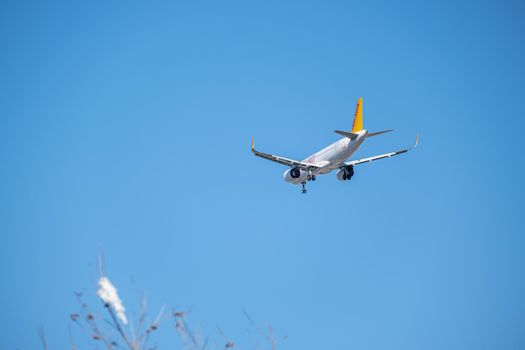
{"left": 351, "top": 97, "right": 363, "bottom": 132}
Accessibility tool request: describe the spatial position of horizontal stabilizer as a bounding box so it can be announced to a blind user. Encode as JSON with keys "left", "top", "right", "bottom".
{"left": 367, "top": 129, "right": 393, "bottom": 137}
{"left": 334, "top": 130, "right": 359, "bottom": 140}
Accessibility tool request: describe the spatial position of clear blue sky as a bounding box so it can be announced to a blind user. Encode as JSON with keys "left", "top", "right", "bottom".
{"left": 1, "top": 0, "right": 524, "bottom": 349}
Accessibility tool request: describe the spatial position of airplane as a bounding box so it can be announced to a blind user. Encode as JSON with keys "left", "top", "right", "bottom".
{"left": 251, "top": 97, "right": 418, "bottom": 193}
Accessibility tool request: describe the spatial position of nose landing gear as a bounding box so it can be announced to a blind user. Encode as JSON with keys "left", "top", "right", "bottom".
{"left": 301, "top": 174, "right": 317, "bottom": 194}
{"left": 301, "top": 182, "right": 307, "bottom": 194}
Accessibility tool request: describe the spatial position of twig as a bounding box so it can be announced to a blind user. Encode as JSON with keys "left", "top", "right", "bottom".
{"left": 242, "top": 309, "right": 284, "bottom": 350}
{"left": 37, "top": 325, "right": 48, "bottom": 350}
{"left": 104, "top": 301, "right": 137, "bottom": 350}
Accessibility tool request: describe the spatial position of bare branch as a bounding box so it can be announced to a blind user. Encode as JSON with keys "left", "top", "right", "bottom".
{"left": 104, "top": 301, "right": 137, "bottom": 350}
{"left": 37, "top": 325, "right": 48, "bottom": 350}
{"left": 217, "top": 325, "right": 236, "bottom": 350}
{"left": 98, "top": 250, "right": 106, "bottom": 278}
{"left": 68, "top": 323, "right": 78, "bottom": 350}
{"left": 242, "top": 309, "right": 285, "bottom": 350}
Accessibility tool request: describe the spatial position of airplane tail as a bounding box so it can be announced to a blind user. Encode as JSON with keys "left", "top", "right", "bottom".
{"left": 351, "top": 97, "right": 363, "bottom": 132}
{"left": 335, "top": 98, "right": 394, "bottom": 139}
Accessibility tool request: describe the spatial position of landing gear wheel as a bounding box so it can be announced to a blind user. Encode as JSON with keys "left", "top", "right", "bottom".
{"left": 312, "top": 175, "right": 316, "bottom": 181}
{"left": 301, "top": 182, "right": 307, "bottom": 194}
{"left": 344, "top": 165, "right": 354, "bottom": 181}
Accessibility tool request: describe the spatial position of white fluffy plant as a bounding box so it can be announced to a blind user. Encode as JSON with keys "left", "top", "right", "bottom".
{"left": 97, "top": 276, "right": 128, "bottom": 325}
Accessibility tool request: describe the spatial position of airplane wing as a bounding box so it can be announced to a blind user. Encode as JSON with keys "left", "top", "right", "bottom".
{"left": 251, "top": 138, "right": 320, "bottom": 170}
{"left": 345, "top": 134, "right": 419, "bottom": 167}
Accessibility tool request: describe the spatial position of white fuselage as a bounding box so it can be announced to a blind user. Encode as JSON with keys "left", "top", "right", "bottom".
{"left": 284, "top": 130, "right": 368, "bottom": 184}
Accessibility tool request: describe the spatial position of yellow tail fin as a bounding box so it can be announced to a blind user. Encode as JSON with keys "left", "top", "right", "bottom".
{"left": 351, "top": 97, "right": 363, "bottom": 132}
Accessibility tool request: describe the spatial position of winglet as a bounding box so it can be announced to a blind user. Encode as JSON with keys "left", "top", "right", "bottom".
{"left": 414, "top": 133, "right": 419, "bottom": 148}
{"left": 251, "top": 136, "right": 255, "bottom": 153}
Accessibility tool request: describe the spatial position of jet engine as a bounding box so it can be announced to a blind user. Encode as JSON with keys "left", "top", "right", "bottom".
{"left": 290, "top": 167, "right": 301, "bottom": 178}
{"left": 284, "top": 167, "right": 309, "bottom": 184}
{"left": 336, "top": 165, "right": 354, "bottom": 181}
